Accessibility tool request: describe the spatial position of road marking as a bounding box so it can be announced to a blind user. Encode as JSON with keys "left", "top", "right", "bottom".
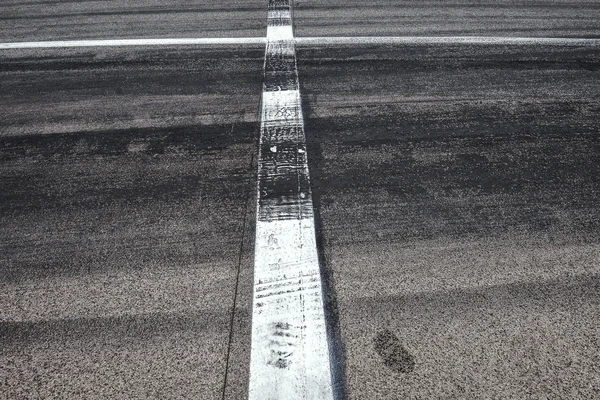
{"left": 267, "top": 26, "right": 295, "bottom": 41}
{"left": 295, "top": 36, "right": 600, "bottom": 46}
{"left": 2, "top": 36, "right": 599, "bottom": 50}
{"left": 0, "top": 37, "right": 266, "bottom": 49}
{"left": 249, "top": 1, "right": 334, "bottom": 399}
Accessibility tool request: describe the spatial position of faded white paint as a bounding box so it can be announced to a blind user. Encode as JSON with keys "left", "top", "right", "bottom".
{"left": 266, "top": 26, "right": 295, "bottom": 42}
{"left": 267, "top": 10, "right": 292, "bottom": 21}
{"left": 249, "top": 1, "right": 335, "bottom": 398}
{"left": 250, "top": 218, "right": 333, "bottom": 399}
{"left": 261, "top": 90, "right": 303, "bottom": 126}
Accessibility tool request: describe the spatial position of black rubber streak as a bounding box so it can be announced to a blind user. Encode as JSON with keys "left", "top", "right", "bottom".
{"left": 373, "top": 329, "right": 416, "bottom": 374}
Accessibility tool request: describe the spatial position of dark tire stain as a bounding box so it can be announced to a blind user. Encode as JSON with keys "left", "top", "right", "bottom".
{"left": 302, "top": 88, "right": 348, "bottom": 400}
{"left": 374, "top": 329, "right": 416, "bottom": 374}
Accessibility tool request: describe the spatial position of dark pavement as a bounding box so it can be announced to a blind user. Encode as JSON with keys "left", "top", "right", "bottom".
{"left": 294, "top": 0, "right": 600, "bottom": 38}
{"left": 298, "top": 43, "right": 600, "bottom": 398}
{"left": 0, "top": 46, "right": 262, "bottom": 399}
{"left": 1, "top": 0, "right": 600, "bottom": 399}
{"left": 0, "top": 1, "right": 265, "bottom": 42}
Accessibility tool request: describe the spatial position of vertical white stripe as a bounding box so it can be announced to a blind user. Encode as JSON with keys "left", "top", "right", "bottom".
{"left": 267, "top": 26, "right": 295, "bottom": 41}
{"left": 250, "top": 219, "right": 334, "bottom": 399}
{"left": 249, "top": 1, "right": 334, "bottom": 399}
{"left": 261, "top": 90, "right": 303, "bottom": 125}
{"left": 267, "top": 10, "right": 292, "bottom": 20}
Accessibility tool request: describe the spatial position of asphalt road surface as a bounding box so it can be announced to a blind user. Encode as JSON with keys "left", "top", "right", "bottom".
{"left": 0, "top": 45, "right": 263, "bottom": 399}
{"left": 294, "top": 0, "right": 600, "bottom": 38}
{"left": 297, "top": 42, "right": 600, "bottom": 398}
{"left": 0, "top": 1, "right": 266, "bottom": 42}
{"left": 1, "top": 1, "right": 600, "bottom": 399}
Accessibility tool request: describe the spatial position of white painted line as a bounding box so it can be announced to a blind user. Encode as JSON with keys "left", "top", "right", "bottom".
{"left": 0, "top": 37, "right": 266, "bottom": 49}
{"left": 251, "top": 219, "right": 333, "bottom": 399}
{"left": 295, "top": 36, "right": 600, "bottom": 46}
{"left": 261, "top": 90, "right": 302, "bottom": 125}
{"left": 249, "top": 1, "right": 334, "bottom": 399}
{"left": 2, "top": 36, "right": 599, "bottom": 50}
{"left": 267, "top": 26, "right": 295, "bottom": 41}
{"left": 267, "top": 10, "right": 292, "bottom": 20}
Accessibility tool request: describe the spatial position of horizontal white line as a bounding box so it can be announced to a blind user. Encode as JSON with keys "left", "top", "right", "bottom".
{"left": 0, "top": 37, "right": 266, "bottom": 49}
{"left": 2, "top": 36, "right": 599, "bottom": 49}
{"left": 295, "top": 36, "right": 600, "bottom": 46}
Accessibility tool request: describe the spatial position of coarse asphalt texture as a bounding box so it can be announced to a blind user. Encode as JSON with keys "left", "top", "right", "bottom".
{"left": 297, "top": 42, "right": 600, "bottom": 399}
{"left": 1, "top": 0, "right": 600, "bottom": 399}
{"left": 0, "top": 45, "right": 263, "bottom": 399}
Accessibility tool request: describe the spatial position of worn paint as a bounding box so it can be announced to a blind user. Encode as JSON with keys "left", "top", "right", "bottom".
{"left": 248, "top": 1, "right": 334, "bottom": 399}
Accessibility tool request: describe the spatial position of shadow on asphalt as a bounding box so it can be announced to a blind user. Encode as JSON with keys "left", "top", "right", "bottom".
{"left": 302, "top": 93, "right": 349, "bottom": 400}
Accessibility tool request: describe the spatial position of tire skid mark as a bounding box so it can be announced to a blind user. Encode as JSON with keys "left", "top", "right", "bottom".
{"left": 255, "top": 276, "right": 321, "bottom": 295}
{"left": 249, "top": 1, "right": 334, "bottom": 399}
